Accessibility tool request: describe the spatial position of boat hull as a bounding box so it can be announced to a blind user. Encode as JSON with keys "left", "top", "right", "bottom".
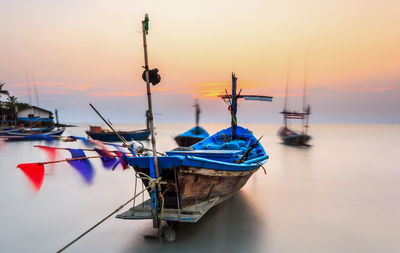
{"left": 174, "top": 126, "right": 209, "bottom": 147}
{"left": 86, "top": 129, "right": 150, "bottom": 142}
{"left": 4, "top": 128, "right": 65, "bottom": 141}
{"left": 174, "top": 135, "right": 204, "bottom": 147}
{"left": 136, "top": 165, "right": 257, "bottom": 209}
{"left": 278, "top": 127, "right": 311, "bottom": 146}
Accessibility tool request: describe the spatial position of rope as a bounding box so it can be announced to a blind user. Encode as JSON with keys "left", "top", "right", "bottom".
{"left": 228, "top": 105, "right": 237, "bottom": 124}
{"left": 58, "top": 173, "right": 166, "bottom": 252}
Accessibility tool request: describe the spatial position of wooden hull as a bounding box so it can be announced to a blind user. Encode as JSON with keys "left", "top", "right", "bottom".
{"left": 137, "top": 165, "right": 257, "bottom": 209}
{"left": 86, "top": 129, "right": 150, "bottom": 142}
{"left": 4, "top": 128, "right": 65, "bottom": 141}
{"left": 174, "top": 135, "right": 204, "bottom": 147}
{"left": 278, "top": 127, "right": 311, "bottom": 146}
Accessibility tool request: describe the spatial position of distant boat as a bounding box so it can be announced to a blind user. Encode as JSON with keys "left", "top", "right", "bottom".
{"left": 278, "top": 54, "right": 312, "bottom": 146}
{"left": 8, "top": 126, "right": 55, "bottom": 134}
{"left": 86, "top": 111, "right": 150, "bottom": 142}
{"left": 174, "top": 100, "right": 209, "bottom": 146}
{"left": 4, "top": 127, "right": 65, "bottom": 141}
{"left": 278, "top": 109, "right": 311, "bottom": 146}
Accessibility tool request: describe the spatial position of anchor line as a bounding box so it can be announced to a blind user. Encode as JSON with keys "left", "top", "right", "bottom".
{"left": 57, "top": 174, "right": 166, "bottom": 252}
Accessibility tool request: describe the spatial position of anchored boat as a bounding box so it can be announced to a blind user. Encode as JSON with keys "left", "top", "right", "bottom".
{"left": 4, "top": 127, "right": 65, "bottom": 141}
{"left": 278, "top": 54, "right": 312, "bottom": 146}
{"left": 117, "top": 69, "right": 273, "bottom": 241}
{"left": 86, "top": 110, "right": 151, "bottom": 142}
{"left": 174, "top": 100, "right": 209, "bottom": 147}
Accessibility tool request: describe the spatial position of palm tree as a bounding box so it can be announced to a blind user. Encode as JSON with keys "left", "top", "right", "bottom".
{"left": 0, "top": 83, "right": 10, "bottom": 125}
{"left": 6, "top": 96, "right": 18, "bottom": 121}
{"left": 0, "top": 82, "right": 9, "bottom": 98}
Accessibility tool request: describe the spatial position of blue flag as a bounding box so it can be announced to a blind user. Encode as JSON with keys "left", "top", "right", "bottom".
{"left": 67, "top": 148, "right": 94, "bottom": 184}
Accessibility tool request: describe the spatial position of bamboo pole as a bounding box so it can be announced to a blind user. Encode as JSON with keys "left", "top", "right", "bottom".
{"left": 142, "top": 13, "right": 163, "bottom": 229}
{"left": 89, "top": 103, "right": 129, "bottom": 146}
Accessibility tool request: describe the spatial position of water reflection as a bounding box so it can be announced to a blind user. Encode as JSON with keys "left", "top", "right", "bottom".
{"left": 123, "top": 192, "right": 266, "bottom": 253}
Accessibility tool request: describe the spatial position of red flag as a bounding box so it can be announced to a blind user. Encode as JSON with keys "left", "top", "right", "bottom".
{"left": 36, "top": 145, "right": 59, "bottom": 162}
{"left": 89, "top": 140, "right": 114, "bottom": 159}
{"left": 114, "top": 151, "right": 129, "bottom": 170}
{"left": 17, "top": 163, "right": 45, "bottom": 191}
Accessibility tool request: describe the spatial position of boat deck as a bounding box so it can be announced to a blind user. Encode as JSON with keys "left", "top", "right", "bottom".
{"left": 116, "top": 197, "right": 219, "bottom": 223}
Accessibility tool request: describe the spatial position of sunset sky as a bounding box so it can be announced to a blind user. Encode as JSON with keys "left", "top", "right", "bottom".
{"left": 0, "top": 0, "right": 399, "bottom": 123}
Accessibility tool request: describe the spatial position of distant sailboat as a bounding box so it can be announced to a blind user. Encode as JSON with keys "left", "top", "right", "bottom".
{"left": 278, "top": 56, "right": 312, "bottom": 146}
{"left": 174, "top": 100, "right": 209, "bottom": 147}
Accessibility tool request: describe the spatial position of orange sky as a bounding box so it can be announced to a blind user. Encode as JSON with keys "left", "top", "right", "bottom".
{"left": 0, "top": 0, "right": 399, "bottom": 123}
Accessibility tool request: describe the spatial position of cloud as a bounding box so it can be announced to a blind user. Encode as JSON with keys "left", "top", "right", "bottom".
{"left": 173, "top": 80, "right": 271, "bottom": 98}
{"left": 89, "top": 86, "right": 174, "bottom": 97}
{"left": 12, "top": 81, "right": 96, "bottom": 91}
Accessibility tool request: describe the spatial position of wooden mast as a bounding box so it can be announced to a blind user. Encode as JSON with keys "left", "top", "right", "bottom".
{"left": 231, "top": 73, "right": 238, "bottom": 139}
{"left": 195, "top": 99, "right": 200, "bottom": 134}
{"left": 141, "top": 13, "right": 162, "bottom": 228}
{"left": 302, "top": 54, "right": 309, "bottom": 135}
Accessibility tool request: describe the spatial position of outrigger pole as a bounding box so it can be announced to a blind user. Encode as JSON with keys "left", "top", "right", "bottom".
{"left": 141, "top": 13, "right": 163, "bottom": 229}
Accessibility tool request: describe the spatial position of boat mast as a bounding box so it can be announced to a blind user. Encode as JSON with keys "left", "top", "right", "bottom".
{"left": 283, "top": 53, "right": 291, "bottom": 129}
{"left": 195, "top": 99, "right": 200, "bottom": 134}
{"left": 302, "top": 54, "right": 308, "bottom": 134}
{"left": 231, "top": 73, "right": 238, "bottom": 140}
{"left": 141, "top": 14, "right": 162, "bottom": 228}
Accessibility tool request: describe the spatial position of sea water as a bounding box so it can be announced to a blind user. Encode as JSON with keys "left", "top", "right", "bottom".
{"left": 0, "top": 124, "right": 399, "bottom": 253}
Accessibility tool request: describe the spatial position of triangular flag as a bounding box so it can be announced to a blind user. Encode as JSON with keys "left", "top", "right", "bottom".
{"left": 94, "top": 148, "right": 119, "bottom": 170}
{"left": 36, "top": 145, "right": 58, "bottom": 162}
{"left": 67, "top": 149, "right": 94, "bottom": 184}
{"left": 114, "top": 151, "right": 129, "bottom": 170}
{"left": 17, "top": 163, "right": 45, "bottom": 191}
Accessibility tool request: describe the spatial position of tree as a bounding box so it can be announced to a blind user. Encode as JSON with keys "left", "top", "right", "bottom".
{"left": 6, "top": 96, "right": 18, "bottom": 119}
{"left": 0, "top": 82, "right": 9, "bottom": 98}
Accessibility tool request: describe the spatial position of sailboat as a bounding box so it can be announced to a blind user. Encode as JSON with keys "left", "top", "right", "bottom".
{"left": 174, "top": 100, "right": 209, "bottom": 147}
{"left": 278, "top": 56, "right": 312, "bottom": 146}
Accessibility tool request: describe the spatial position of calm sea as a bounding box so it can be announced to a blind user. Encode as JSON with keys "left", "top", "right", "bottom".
{"left": 0, "top": 123, "right": 399, "bottom": 253}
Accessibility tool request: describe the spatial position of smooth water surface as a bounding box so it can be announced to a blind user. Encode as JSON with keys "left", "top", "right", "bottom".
{"left": 0, "top": 124, "right": 399, "bottom": 252}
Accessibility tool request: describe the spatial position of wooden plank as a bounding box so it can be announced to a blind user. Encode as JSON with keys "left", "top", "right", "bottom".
{"left": 116, "top": 197, "right": 219, "bottom": 223}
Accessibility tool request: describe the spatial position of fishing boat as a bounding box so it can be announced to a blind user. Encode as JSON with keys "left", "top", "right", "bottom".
{"left": 8, "top": 126, "right": 55, "bottom": 134}
{"left": 86, "top": 111, "right": 150, "bottom": 142}
{"left": 174, "top": 100, "right": 209, "bottom": 147}
{"left": 278, "top": 109, "right": 311, "bottom": 145}
{"left": 278, "top": 55, "right": 312, "bottom": 146}
{"left": 4, "top": 127, "right": 65, "bottom": 141}
{"left": 117, "top": 71, "right": 273, "bottom": 241}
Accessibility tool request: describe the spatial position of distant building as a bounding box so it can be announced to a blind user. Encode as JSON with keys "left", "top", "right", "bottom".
{"left": 16, "top": 106, "right": 54, "bottom": 127}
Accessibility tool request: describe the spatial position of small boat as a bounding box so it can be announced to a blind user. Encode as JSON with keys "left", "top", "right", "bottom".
{"left": 278, "top": 55, "right": 312, "bottom": 146}
{"left": 4, "top": 127, "right": 65, "bottom": 141}
{"left": 174, "top": 100, "right": 209, "bottom": 146}
{"left": 278, "top": 110, "right": 311, "bottom": 146}
{"left": 8, "top": 126, "right": 55, "bottom": 134}
{"left": 86, "top": 112, "right": 151, "bottom": 142}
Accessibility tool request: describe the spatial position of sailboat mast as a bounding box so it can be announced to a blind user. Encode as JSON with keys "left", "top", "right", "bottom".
{"left": 283, "top": 53, "right": 291, "bottom": 112}
{"left": 302, "top": 55, "right": 308, "bottom": 134}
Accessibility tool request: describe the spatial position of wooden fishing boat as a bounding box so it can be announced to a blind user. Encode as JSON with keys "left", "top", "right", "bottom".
{"left": 4, "top": 127, "right": 65, "bottom": 141}
{"left": 8, "top": 126, "right": 55, "bottom": 134}
{"left": 117, "top": 70, "right": 273, "bottom": 240}
{"left": 278, "top": 55, "right": 312, "bottom": 146}
{"left": 175, "top": 101, "right": 209, "bottom": 146}
{"left": 86, "top": 112, "right": 150, "bottom": 142}
{"left": 86, "top": 128, "right": 150, "bottom": 142}
{"left": 278, "top": 110, "right": 311, "bottom": 145}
